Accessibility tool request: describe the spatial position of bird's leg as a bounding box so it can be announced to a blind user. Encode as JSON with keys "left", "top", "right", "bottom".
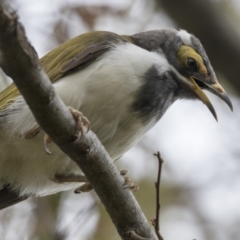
{"left": 43, "top": 107, "right": 90, "bottom": 154}
{"left": 24, "top": 125, "right": 41, "bottom": 139}
{"left": 52, "top": 173, "right": 93, "bottom": 194}
{"left": 53, "top": 173, "right": 88, "bottom": 183}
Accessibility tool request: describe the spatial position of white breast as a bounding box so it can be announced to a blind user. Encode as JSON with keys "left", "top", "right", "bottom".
{"left": 0, "top": 43, "right": 168, "bottom": 196}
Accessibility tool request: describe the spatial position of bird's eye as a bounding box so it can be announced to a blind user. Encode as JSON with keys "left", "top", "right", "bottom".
{"left": 187, "top": 58, "right": 197, "bottom": 71}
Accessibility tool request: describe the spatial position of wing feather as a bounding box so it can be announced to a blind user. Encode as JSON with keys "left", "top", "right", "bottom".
{"left": 0, "top": 187, "right": 28, "bottom": 210}
{"left": 0, "top": 31, "right": 132, "bottom": 111}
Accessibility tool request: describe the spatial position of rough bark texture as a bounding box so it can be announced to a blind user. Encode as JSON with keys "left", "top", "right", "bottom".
{"left": 161, "top": 0, "right": 240, "bottom": 94}
{"left": 0, "top": 1, "right": 157, "bottom": 239}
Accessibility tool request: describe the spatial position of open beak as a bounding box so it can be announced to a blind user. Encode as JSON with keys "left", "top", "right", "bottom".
{"left": 188, "top": 77, "right": 233, "bottom": 121}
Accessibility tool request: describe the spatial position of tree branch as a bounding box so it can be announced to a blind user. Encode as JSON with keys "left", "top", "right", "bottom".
{"left": 0, "top": 1, "right": 156, "bottom": 239}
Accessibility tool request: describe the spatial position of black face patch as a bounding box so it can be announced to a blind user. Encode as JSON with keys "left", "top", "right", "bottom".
{"left": 133, "top": 66, "right": 178, "bottom": 123}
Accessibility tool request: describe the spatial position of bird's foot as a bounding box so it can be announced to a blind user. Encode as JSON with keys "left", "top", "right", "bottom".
{"left": 44, "top": 107, "right": 90, "bottom": 154}
{"left": 123, "top": 176, "right": 139, "bottom": 192}
{"left": 68, "top": 106, "right": 90, "bottom": 136}
{"left": 121, "top": 169, "right": 139, "bottom": 191}
{"left": 73, "top": 170, "right": 139, "bottom": 194}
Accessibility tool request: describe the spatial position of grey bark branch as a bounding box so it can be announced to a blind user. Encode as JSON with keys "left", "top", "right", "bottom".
{"left": 161, "top": 0, "right": 240, "bottom": 94}
{"left": 0, "top": 1, "right": 156, "bottom": 239}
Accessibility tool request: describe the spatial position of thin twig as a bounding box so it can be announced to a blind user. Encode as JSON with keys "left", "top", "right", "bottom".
{"left": 151, "top": 152, "right": 164, "bottom": 240}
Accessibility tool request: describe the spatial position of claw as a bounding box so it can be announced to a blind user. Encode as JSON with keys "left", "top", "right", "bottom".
{"left": 81, "top": 116, "right": 90, "bottom": 133}
{"left": 68, "top": 107, "right": 90, "bottom": 137}
{"left": 130, "top": 184, "right": 139, "bottom": 192}
{"left": 123, "top": 177, "right": 139, "bottom": 192}
{"left": 74, "top": 188, "right": 82, "bottom": 194}
{"left": 120, "top": 170, "right": 129, "bottom": 176}
{"left": 43, "top": 134, "right": 52, "bottom": 155}
{"left": 75, "top": 183, "right": 93, "bottom": 193}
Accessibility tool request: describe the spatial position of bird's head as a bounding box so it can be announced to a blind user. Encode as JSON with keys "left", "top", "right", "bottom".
{"left": 132, "top": 29, "right": 233, "bottom": 121}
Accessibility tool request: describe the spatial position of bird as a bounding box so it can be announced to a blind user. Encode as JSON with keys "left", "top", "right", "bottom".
{"left": 0, "top": 29, "right": 232, "bottom": 209}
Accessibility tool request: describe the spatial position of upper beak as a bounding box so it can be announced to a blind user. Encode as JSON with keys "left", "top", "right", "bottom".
{"left": 189, "top": 77, "right": 233, "bottom": 121}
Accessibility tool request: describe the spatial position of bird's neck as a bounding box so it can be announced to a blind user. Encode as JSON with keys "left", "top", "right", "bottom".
{"left": 133, "top": 67, "right": 178, "bottom": 123}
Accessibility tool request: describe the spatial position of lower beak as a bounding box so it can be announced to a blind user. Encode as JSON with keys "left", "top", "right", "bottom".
{"left": 189, "top": 77, "right": 233, "bottom": 121}
{"left": 189, "top": 77, "right": 218, "bottom": 121}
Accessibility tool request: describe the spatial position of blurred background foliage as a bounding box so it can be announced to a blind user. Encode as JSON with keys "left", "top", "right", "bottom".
{"left": 0, "top": 0, "right": 240, "bottom": 239}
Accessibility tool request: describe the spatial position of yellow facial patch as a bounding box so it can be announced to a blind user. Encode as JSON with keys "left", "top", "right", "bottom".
{"left": 177, "top": 45, "right": 207, "bottom": 74}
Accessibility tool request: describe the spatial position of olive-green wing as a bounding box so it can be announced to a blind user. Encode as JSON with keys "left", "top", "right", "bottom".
{"left": 0, "top": 84, "right": 21, "bottom": 111}
{"left": 0, "top": 31, "right": 133, "bottom": 111}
